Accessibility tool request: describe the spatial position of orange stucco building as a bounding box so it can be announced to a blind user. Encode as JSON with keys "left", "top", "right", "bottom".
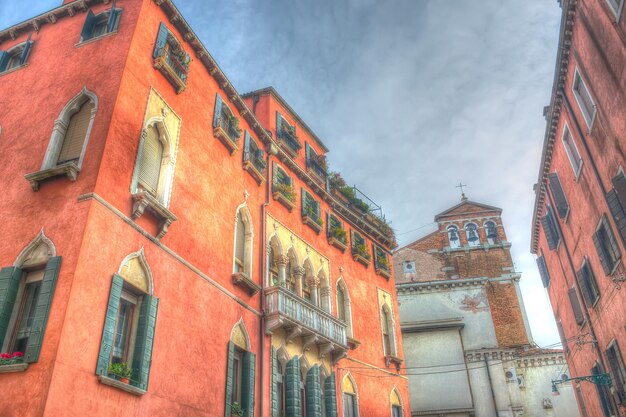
{"left": 0, "top": 0, "right": 409, "bottom": 416}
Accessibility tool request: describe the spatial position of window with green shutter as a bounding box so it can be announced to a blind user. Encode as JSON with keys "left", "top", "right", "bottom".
{"left": 592, "top": 216, "right": 621, "bottom": 275}
{"left": 306, "top": 365, "right": 322, "bottom": 417}
{"left": 324, "top": 373, "right": 338, "bottom": 417}
{"left": 225, "top": 339, "right": 256, "bottom": 417}
{"left": 0, "top": 256, "right": 61, "bottom": 363}
{"left": 285, "top": 356, "right": 301, "bottom": 417}
{"left": 575, "top": 260, "right": 600, "bottom": 308}
{"left": 0, "top": 33, "right": 33, "bottom": 74}
{"left": 96, "top": 274, "right": 158, "bottom": 391}
{"left": 541, "top": 205, "right": 560, "bottom": 250}
{"left": 79, "top": 1, "right": 122, "bottom": 43}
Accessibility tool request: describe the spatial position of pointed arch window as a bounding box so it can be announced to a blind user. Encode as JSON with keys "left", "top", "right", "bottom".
{"left": 391, "top": 389, "right": 403, "bottom": 417}
{"left": 342, "top": 375, "right": 359, "bottom": 417}
{"left": 232, "top": 207, "right": 259, "bottom": 295}
{"left": 336, "top": 279, "right": 353, "bottom": 340}
{"left": 225, "top": 321, "right": 255, "bottom": 417}
{"left": 381, "top": 305, "right": 397, "bottom": 358}
{"left": 447, "top": 225, "right": 460, "bottom": 248}
{"left": 129, "top": 119, "right": 178, "bottom": 239}
{"left": 95, "top": 251, "right": 158, "bottom": 393}
{"left": 465, "top": 223, "right": 480, "bottom": 246}
{"left": 25, "top": 88, "right": 98, "bottom": 191}
{"left": 0, "top": 232, "right": 61, "bottom": 364}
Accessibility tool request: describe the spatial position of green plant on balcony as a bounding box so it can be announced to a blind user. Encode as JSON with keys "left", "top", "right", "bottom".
{"left": 306, "top": 206, "right": 323, "bottom": 227}
{"left": 311, "top": 153, "right": 328, "bottom": 172}
{"left": 375, "top": 217, "right": 398, "bottom": 248}
{"left": 329, "top": 171, "right": 347, "bottom": 191}
{"left": 275, "top": 183, "right": 295, "bottom": 202}
{"left": 231, "top": 402, "right": 244, "bottom": 417}
{"left": 353, "top": 244, "right": 370, "bottom": 260}
{"left": 377, "top": 254, "right": 390, "bottom": 271}
{"left": 329, "top": 226, "right": 347, "bottom": 244}
{"left": 280, "top": 123, "right": 302, "bottom": 150}
{"left": 108, "top": 362, "right": 133, "bottom": 383}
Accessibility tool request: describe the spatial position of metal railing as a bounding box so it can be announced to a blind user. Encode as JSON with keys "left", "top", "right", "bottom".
{"left": 165, "top": 49, "right": 188, "bottom": 82}
{"left": 217, "top": 116, "right": 241, "bottom": 142}
{"left": 265, "top": 286, "right": 347, "bottom": 346}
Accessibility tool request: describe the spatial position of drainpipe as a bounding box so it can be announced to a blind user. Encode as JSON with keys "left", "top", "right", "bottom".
{"left": 484, "top": 354, "right": 499, "bottom": 417}
{"left": 260, "top": 141, "right": 277, "bottom": 417}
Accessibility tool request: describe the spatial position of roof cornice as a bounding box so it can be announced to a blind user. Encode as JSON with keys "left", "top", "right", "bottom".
{"left": 241, "top": 87, "right": 329, "bottom": 153}
{"left": 530, "top": 0, "right": 577, "bottom": 254}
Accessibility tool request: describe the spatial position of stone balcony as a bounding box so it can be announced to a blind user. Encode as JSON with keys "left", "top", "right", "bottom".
{"left": 265, "top": 286, "right": 348, "bottom": 359}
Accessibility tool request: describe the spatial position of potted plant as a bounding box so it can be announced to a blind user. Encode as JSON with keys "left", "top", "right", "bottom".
{"left": 0, "top": 351, "right": 24, "bottom": 366}
{"left": 274, "top": 183, "right": 295, "bottom": 203}
{"left": 330, "top": 226, "right": 347, "bottom": 244}
{"left": 231, "top": 402, "right": 244, "bottom": 417}
{"left": 108, "top": 362, "right": 133, "bottom": 384}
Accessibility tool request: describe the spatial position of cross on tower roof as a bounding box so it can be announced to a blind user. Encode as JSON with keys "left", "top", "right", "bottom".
{"left": 456, "top": 182, "right": 468, "bottom": 202}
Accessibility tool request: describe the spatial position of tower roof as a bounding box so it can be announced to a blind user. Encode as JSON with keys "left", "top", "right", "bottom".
{"left": 434, "top": 200, "right": 502, "bottom": 221}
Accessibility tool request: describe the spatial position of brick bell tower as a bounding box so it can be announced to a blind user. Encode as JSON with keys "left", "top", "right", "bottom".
{"left": 398, "top": 193, "right": 532, "bottom": 348}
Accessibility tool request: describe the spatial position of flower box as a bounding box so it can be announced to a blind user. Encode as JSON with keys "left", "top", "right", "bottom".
{"left": 352, "top": 252, "right": 370, "bottom": 267}
{"left": 243, "top": 159, "right": 265, "bottom": 185}
{"left": 328, "top": 236, "right": 347, "bottom": 252}
{"left": 273, "top": 191, "right": 296, "bottom": 211}
{"left": 302, "top": 214, "right": 323, "bottom": 234}
{"left": 376, "top": 266, "right": 392, "bottom": 280}
{"left": 214, "top": 124, "right": 239, "bottom": 155}
{"left": 153, "top": 55, "right": 187, "bottom": 94}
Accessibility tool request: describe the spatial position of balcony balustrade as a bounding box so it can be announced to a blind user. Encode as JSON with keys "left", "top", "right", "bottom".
{"left": 265, "top": 286, "right": 348, "bottom": 359}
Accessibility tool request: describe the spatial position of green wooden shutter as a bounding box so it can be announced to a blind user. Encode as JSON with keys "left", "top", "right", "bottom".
{"left": 576, "top": 265, "right": 598, "bottom": 308}
{"left": 19, "top": 33, "right": 32, "bottom": 66}
{"left": 613, "top": 173, "right": 626, "bottom": 209}
{"left": 0, "top": 266, "right": 22, "bottom": 348}
{"left": 0, "top": 51, "right": 9, "bottom": 72}
{"left": 324, "top": 373, "right": 338, "bottom": 417}
{"left": 285, "top": 356, "right": 300, "bottom": 417}
{"left": 541, "top": 210, "right": 559, "bottom": 250}
{"left": 306, "top": 365, "right": 322, "bottom": 417}
{"left": 568, "top": 287, "right": 585, "bottom": 325}
{"left": 153, "top": 22, "right": 169, "bottom": 58}
{"left": 271, "top": 347, "right": 279, "bottom": 417}
{"left": 107, "top": 0, "right": 119, "bottom": 33}
{"left": 606, "top": 189, "right": 626, "bottom": 241}
{"left": 276, "top": 112, "right": 283, "bottom": 139}
{"left": 24, "top": 256, "right": 61, "bottom": 363}
{"left": 241, "top": 351, "right": 256, "bottom": 417}
{"left": 132, "top": 293, "right": 158, "bottom": 390}
{"left": 305, "top": 143, "right": 312, "bottom": 165}
{"left": 213, "top": 94, "right": 223, "bottom": 128}
{"left": 244, "top": 131, "right": 251, "bottom": 161}
{"left": 138, "top": 125, "right": 163, "bottom": 195}
{"left": 225, "top": 341, "right": 235, "bottom": 417}
{"left": 548, "top": 173, "right": 569, "bottom": 218}
{"left": 96, "top": 274, "right": 124, "bottom": 375}
{"left": 592, "top": 230, "right": 612, "bottom": 275}
{"left": 81, "top": 10, "right": 96, "bottom": 41}
{"left": 535, "top": 256, "right": 550, "bottom": 288}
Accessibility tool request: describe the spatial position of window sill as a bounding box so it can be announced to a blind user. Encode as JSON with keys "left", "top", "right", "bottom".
{"left": 75, "top": 30, "right": 118, "bottom": 48}
{"left": 352, "top": 253, "right": 371, "bottom": 268}
{"left": 232, "top": 272, "right": 261, "bottom": 295}
{"left": 347, "top": 337, "right": 361, "bottom": 350}
{"left": 214, "top": 125, "right": 239, "bottom": 155}
{"left": 376, "top": 267, "right": 392, "bottom": 280}
{"left": 153, "top": 56, "right": 187, "bottom": 94}
{"left": 302, "top": 214, "right": 323, "bottom": 234}
{"left": 131, "top": 191, "right": 177, "bottom": 239}
{"left": 328, "top": 236, "right": 347, "bottom": 252}
{"left": 98, "top": 375, "right": 146, "bottom": 396}
{"left": 278, "top": 139, "right": 300, "bottom": 159}
{"left": 243, "top": 160, "right": 266, "bottom": 185}
{"left": 385, "top": 355, "right": 403, "bottom": 371}
{"left": 0, "top": 63, "right": 28, "bottom": 77}
{"left": 273, "top": 191, "right": 296, "bottom": 212}
{"left": 0, "top": 363, "right": 28, "bottom": 374}
{"left": 24, "top": 161, "right": 80, "bottom": 191}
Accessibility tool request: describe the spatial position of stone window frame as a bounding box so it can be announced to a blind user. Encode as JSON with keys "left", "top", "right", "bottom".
{"left": 446, "top": 224, "right": 461, "bottom": 248}
{"left": 604, "top": 0, "right": 625, "bottom": 19}
{"left": 25, "top": 88, "right": 98, "bottom": 190}
{"left": 336, "top": 277, "right": 353, "bottom": 339}
{"left": 572, "top": 68, "right": 597, "bottom": 132}
{"left": 390, "top": 387, "right": 404, "bottom": 417}
{"left": 380, "top": 304, "right": 397, "bottom": 357}
{"left": 0, "top": 37, "right": 33, "bottom": 75}
{"left": 483, "top": 220, "right": 498, "bottom": 245}
{"left": 78, "top": 3, "right": 122, "bottom": 45}
{"left": 342, "top": 373, "right": 360, "bottom": 417}
{"left": 464, "top": 222, "right": 480, "bottom": 247}
{"left": 561, "top": 123, "right": 583, "bottom": 181}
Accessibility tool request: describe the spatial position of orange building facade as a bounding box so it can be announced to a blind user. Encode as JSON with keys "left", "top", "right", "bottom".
{"left": 0, "top": 1, "right": 409, "bottom": 416}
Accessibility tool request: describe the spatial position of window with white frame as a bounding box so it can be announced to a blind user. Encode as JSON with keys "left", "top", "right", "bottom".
{"left": 605, "top": 0, "right": 624, "bottom": 19}
{"left": 0, "top": 35, "right": 33, "bottom": 74}
{"left": 447, "top": 225, "right": 460, "bottom": 248}
{"left": 573, "top": 69, "right": 596, "bottom": 130}
{"left": 465, "top": 223, "right": 480, "bottom": 246}
{"left": 562, "top": 124, "right": 583, "bottom": 178}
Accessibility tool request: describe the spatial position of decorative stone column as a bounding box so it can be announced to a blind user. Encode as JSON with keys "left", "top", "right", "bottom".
{"left": 320, "top": 286, "right": 331, "bottom": 312}
{"left": 307, "top": 275, "right": 321, "bottom": 306}
{"left": 293, "top": 266, "right": 305, "bottom": 297}
{"left": 275, "top": 254, "right": 289, "bottom": 287}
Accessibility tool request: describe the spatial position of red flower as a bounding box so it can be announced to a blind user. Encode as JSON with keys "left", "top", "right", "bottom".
{"left": 0, "top": 353, "right": 11, "bottom": 359}
{"left": 12, "top": 352, "right": 24, "bottom": 358}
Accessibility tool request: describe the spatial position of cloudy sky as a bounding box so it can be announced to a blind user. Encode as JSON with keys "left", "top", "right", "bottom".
{"left": 1, "top": 1, "right": 562, "bottom": 347}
